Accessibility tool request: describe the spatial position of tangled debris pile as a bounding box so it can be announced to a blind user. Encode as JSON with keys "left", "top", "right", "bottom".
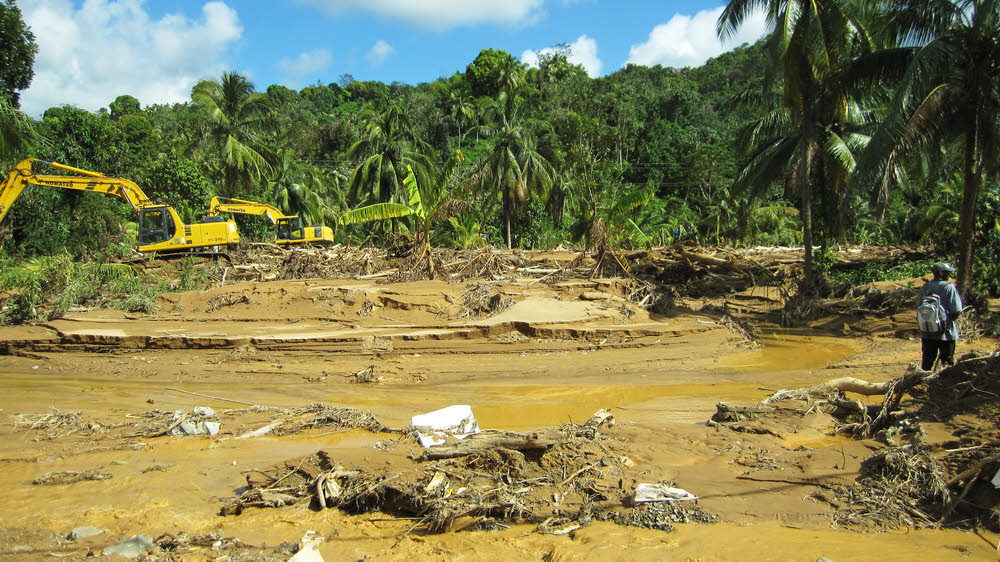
{"left": 12, "top": 408, "right": 92, "bottom": 439}
{"left": 273, "top": 404, "right": 394, "bottom": 435}
{"left": 713, "top": 352, "right": 1000, "bottom": 531}
{"left": 833, "top": 354, "right": 1000, "bottom": 531}
{"left": 220, "top": 410, "right": 715, "bottom": 535}
{"left": 228, "top": 404, "right": 398, "bottom": 439}
{"left": 456, "top": 283, "right": 514, "bottom": 319}
{"left": 33, "top": 469, "right": 112, "bottom": 485}
{"left": 443, "top": 249, "right": 528, "bottom": 282}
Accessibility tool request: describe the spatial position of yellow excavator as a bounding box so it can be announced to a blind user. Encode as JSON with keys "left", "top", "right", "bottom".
{"left": 205, "top": 196, "right": 334, "bottom": 245}
{"left": 0, "top": 158, "right": 240, "bottom": 253}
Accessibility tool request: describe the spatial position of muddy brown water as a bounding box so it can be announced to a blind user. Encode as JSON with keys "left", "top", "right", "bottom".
{"left": 0, "top": 278, "right": 996, "bottom": 560}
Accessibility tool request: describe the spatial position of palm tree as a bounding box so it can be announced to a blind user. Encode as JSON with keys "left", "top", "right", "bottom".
{"left": 347, "top": 102, "right": 432, "bottom": 205}
{"left": 191, "top": 71, "right": 276, "bottom": 198}
{"left": 469, "top": 91, "right": 554, "bottom": 248}
{"left": 267, "top": 149, "right": 335, "bottom": 226}
{"left": 718, "top": 0, "right": 874, "bottom": 291}
{"left": 340, "top": 151, "right": 466, "bottom": 277}
{"left": 0, "top": 95, "right": 35, "bottom": 164}
{"left": 569, "top": 182, "right": 654, "bottom": 252}
{"left": 446, "top": 88, "right": 476, "bottom": 151}
{"left": 858, "top": 0, "right": 1000, "bottom": 296}
{"left": 730, "top": 87, "right": 874, "bottom": 243}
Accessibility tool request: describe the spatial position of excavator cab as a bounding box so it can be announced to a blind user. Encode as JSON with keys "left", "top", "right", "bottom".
{"left": 138, "top": 206, "right": 176, "bottom": 245}
{"left": 275, "top": 216, "right": 306, "bottom": 243}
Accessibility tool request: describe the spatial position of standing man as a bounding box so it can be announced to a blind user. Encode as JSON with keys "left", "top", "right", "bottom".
{"left": 917, "top": 262, "right": 963, "bottom": 370}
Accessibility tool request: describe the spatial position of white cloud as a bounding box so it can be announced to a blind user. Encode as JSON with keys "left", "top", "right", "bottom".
{"left": 18, "top": 0, "right": 242, "bottom": 117}
{"left": 627, "top": 6, "right": 768, "bottom": 69}
{"left": 278, "top": 48, "right": 333, "bottom": 87}
{"left": 295, "top": 0, "right": 545, "bottom": 31}
{"left": 366, "top": 40, "right": 394, "bottom": 66}
{"left": 521, "top": 34, "right": 602, "bottom": 77}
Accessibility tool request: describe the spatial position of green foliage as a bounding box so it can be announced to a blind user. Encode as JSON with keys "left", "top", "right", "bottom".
{"left": 38, "top": 106, "right": 124, "bottom": 173}
{"left": 857, "top": 0, "right": 1000, "bottom": 295}
{"left": 4, "top": 181, "right": 133, "bottom": 258}
{"left": 0, "top": 254, "right": 158, "bottom": 323}
{"left": 347, "top": 101, "right": 432, "bottom": 205}
{"left": 341, "top": 202, "right": 414, "bottom": 225}
{"left": 172, "top": 256, "right": 197, "bottom": 292}
{"left": 0, "top": 0, "right": 37, "bottom": 107}
{"left": 436, "top": 212, "right": 486, "bottom": 249}
{"left": 191, "top": 71, "right": 276, "bottom": 198}
{"left": 267, "top": 149, "right": 341, "bottom": 226}
{"left": 568, "top": 178, "right": 654, "bottom": 252}
{"left": 973, "top": 187, "right": 1000, "bottom": 297}
{"left": 341, "top": 153, "right": 465, "bottom": 250}
{"left": 142, "top": 155, "right": 216, "bottom": 223}
{"left": 109, "top": 95, "right": 141, "bottom": 120}
{"left": 108, "top": 292, "right": 158, "bottom": 314}
{"left": 465, "top": 49, "right": 523, "bottom": 98}
{"left": 814, "top": 249, "right": 836, "bottom": 273}
{"left": 828, "top": 260, "right": 936, "bottom": 286}
{"left": 11, "top": 12, "right": 1000, "bottom": 292}
{"left": 0, "top": 94, "right": 35, "bottom": 162}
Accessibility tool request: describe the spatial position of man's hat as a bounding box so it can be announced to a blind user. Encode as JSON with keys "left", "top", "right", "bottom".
{"left": 932, "top": 262, "right": 956, "bottom": 274}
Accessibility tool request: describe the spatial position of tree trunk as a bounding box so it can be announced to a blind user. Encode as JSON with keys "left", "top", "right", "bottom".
{"left": 422, "top": 234, "right": 435, "bottom": 279}
{"left": 799, "top": 137, "right": 815, "bottom": 294}
{"left": 957, "top": 115, "right": 982, "bottom": 297}
{"left": 796, "top": 67, "right": 817, "bottom": 295}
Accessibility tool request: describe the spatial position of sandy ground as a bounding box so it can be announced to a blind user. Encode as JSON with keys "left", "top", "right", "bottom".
{"left": 0, "top": 272, "right": 997, "bottom": 561}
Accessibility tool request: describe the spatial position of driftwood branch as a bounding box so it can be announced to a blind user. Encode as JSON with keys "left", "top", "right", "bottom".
{"left": 678, "top": 248, "right": 734, "bottom": 269}
{"left": 418, "top": 429, "right": 567, "bottom": 461}
{"left": 763, "top": 376, "right": 906, "bottom": 404}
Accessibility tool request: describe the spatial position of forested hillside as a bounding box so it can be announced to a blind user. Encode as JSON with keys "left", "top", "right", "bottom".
{"left": 2, "top": 43, "right": 777, "bottom": 255}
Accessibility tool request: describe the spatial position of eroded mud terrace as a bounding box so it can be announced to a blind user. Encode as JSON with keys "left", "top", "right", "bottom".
{"left": 0, "top": 276, "right": 996, "bottom": 560}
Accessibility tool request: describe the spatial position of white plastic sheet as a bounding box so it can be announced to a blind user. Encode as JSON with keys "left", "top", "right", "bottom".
{"left": 634, "top": 483, "right": 697, "bottom": 502}
{"left": 411, "top": 405, "right": 480, "bottom": 448}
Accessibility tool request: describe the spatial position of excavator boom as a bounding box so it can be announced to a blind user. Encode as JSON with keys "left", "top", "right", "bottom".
{"left": 207, "top": 196, "right": 283, "bottom": 223}
{"left": 0, "top": 159, "right": 153, "bottom": 222}
{"left": 0, "top": 158, "right": 239, "bottom": 253}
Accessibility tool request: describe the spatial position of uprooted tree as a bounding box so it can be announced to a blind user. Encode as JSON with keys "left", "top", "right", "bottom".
{"left": 713, "top": 353, "right": 1000, "bottom": 530}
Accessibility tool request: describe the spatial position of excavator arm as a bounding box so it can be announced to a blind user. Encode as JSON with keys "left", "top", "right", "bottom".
{"left": 0, "top": 159, "right": 154, "bottom": 223}
{"left": 207, "top": 196, "right": 285, "bottom": 224}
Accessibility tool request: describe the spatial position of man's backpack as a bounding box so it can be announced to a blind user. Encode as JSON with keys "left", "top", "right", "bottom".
{"left": 917, "top": 294, "right": 948, "bottom": 334}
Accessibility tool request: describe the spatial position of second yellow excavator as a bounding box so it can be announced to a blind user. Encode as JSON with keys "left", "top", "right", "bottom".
{"left": 205, "top": 197, "right": 334, "bottom": 246}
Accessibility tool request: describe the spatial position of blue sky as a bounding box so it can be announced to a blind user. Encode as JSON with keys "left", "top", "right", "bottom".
{"left": 17, "top": 0, "right": 768, "bottom": 117}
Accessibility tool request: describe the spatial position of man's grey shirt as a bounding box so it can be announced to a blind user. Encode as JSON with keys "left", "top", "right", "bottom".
{"left": 917, "top": 279, "right": 963, "bottom": 340}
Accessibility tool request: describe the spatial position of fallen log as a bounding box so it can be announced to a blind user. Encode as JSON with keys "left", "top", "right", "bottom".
{"left": 678, "top": 248, "right": 739, "bottom": 271}
{"left": 712, "top": 404, "right": 776, "bottom": 423}
{"left": 418, "top": 429, "right": 568, "bottom": 461}
{"left": 763, "top": 375, "right": 921, "bottom": 404}
{"left": 751, "top": 370, "right": 931, "bottom": 438}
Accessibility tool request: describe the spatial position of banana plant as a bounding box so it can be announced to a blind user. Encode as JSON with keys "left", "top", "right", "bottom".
{"left": 567, "top": 182, "right": 653, "bottom": 276}
{"left": 339, "top": 151, "right": 465, "bottom": 278}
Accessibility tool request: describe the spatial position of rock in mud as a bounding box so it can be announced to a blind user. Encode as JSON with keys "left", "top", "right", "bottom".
{"left": 68, "top": 526, "right": 103, "bottom": 541}
{"left": 102, "top": 535, "right": 154, "bottom": 558}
